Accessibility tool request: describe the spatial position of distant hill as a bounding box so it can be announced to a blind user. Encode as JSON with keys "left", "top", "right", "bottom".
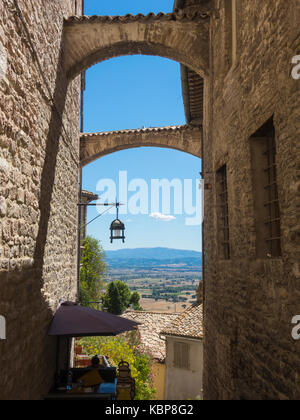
{"left": 105, "top": 247, "right": 202, "bottom": 261}
{"left": 105, "top": 247, "right": 202, "bottom": 275}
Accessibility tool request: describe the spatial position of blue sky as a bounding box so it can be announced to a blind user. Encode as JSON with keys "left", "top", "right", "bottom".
{"left": 82, "top": 0, "right": 202, "bottom": 252}
{"left": 84, "top": 0, "right": 175, "bottom": 16}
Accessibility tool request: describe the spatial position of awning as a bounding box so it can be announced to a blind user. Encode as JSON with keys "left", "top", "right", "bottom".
{"left": 48, "top": 301, "right": 140, "bottom": 337}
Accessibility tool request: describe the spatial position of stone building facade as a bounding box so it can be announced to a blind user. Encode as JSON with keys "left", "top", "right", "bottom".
{"left": 80, "top": 190, "right": 98, "bottom": 241}
{"left": 198, "top": 0, "right": 300, "bottom": 400}
{"left": 0, "top": 0, "right": 299, "bottom": 400}
{"left": 0, "top": 0, "right": 83, "bottom": 399}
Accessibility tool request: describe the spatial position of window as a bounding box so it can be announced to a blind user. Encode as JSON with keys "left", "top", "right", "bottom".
{"left": 217, "top": 165, "right": 230, "bottom": 260}
{"left": 250, "top": 119, "right": 282, "bottom": 258}
{"left": 174, "top": 342, "right": 190, "bottom": 370}
{"left": 225, "top": 0, "right": 237, "bottom": 70}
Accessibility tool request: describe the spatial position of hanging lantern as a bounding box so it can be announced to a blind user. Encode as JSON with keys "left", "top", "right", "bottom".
{"left": 110, "top": 203, "right": 125, "bottom": 243}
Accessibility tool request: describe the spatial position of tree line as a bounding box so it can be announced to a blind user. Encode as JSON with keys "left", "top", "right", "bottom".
{"left": 80, "top": 236, "right": 143, "bottom": 314}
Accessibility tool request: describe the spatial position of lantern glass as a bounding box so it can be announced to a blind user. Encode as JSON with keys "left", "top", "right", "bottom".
{"left": 110, "top": 219, "right": 125, "bottom": 243}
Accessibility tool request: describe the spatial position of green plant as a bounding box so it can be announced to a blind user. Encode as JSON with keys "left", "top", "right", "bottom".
{"left": 80, "top": 236, "right": 106, "bottom": 308}
{"left": 102, "top": 281, "right": 131, "bottom": 315}
{"left": 130, "top": 291, "right": 143, "bottom": 311}
{"left": 78, "top": 335, "right": 156, "bottom": 400}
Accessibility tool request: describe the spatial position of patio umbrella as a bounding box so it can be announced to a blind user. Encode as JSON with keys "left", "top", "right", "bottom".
{"left": 48, "top": 301, "right": 140, "bottom": 337}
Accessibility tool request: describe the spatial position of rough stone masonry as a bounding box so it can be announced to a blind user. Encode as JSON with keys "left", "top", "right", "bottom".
{"left": 0, "top": 0, "right": 82, "bottom": 399}
{"left": 0, "top": 0, "right": 299, "bottom": 401}
{"left": 199, "top": 0, "right": 300, "bottom": 400}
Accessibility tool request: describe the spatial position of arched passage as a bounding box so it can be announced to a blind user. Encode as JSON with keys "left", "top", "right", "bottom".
{"left": 80, "top": 125, "right": 202, "bottom": 167}
{"left": 64, "top": 12, "right": 210, "bottom": 80}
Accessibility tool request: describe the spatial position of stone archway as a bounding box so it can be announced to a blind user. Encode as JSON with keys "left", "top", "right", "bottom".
{"left": 64, "top": 12, "right": 210, "bottom": 80}
{"left": 80, "top": 125, "right": 202, "bottom": 167}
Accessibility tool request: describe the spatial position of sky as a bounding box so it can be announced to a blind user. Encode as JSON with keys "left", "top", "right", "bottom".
{"left": 82, "top": 0, "right": 202, "bottom": 252}
{"left": 83, "top": 0, "right": 175, "bottom": 16}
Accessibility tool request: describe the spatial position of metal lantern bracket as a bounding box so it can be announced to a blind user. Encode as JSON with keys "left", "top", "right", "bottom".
{"left": 110, "top": 203, "right": 126, "bottom": 244}
{"left": 78, "top": 202, "right": 124, "bottom": 230}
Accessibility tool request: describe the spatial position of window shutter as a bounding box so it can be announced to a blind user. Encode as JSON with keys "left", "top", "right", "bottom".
{"left": 174, "top": 342, "right": 190, "bottom": 370}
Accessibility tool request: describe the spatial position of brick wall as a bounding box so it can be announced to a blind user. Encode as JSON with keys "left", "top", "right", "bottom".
{"left": 202, "top": 0, "right": 300, "bottom": 400}
{"left": 0, "top": 0, "right": 82, "bottom": 399}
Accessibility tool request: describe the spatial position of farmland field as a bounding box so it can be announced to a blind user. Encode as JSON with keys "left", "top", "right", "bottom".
{"left": 140, "top": 298, "right": 194, "bottom": 313}
{"left": 105, "top": 248, "right": 202, "bottom": 313}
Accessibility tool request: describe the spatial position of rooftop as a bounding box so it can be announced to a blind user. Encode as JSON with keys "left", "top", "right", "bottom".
{"left": 160, "top": 303, "right": 203, "bottom": 340}
{"left": 65, "top": 12, "right": 209, "bottom": 25}
{"left": 81, "top": 125, "right": 198, "bottom": 139}
{"left": 123, "top": 311, "right": 180, "bottom": 362}
{"left": 81, "top": 190, "right": 98, "bottom": 202}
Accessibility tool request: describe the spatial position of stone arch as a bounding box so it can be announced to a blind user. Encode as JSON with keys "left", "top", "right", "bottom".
{"left": 80, "top": 125, "right": 202, "bottom": 167}
{"left": 64, "top": 13, "right": 210, "bottom": 80}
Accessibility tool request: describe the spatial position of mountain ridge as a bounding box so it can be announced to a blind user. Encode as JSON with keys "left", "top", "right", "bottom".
{"left": 105, "top": 247, "right": 202, "bottom": 260}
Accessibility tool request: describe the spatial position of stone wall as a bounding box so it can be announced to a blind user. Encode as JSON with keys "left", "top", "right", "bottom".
{"left": 202, "top": 0, "right": 300, "bottom": 400}
{"left": 63, "top": 13, "right": 209, "bottom": 81}
{"left": 0, "top": 0, "right": 299, "bottom": 401}
{"left": 0, "top": 0, "right": 82, "bottom": 399}
{"left": 80, "top": 126, "right": 202, "bottom": 167}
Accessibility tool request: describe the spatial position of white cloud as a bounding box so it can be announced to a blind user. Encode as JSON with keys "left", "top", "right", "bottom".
{"left": 149, "top": 212, "right": 176, "bottom": 222}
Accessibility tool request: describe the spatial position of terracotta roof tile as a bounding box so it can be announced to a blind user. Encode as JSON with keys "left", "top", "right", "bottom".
{"left": 122, "top": 311, "right": 180, "bottom": 362}
{"left": 81, "top": 125, "right": 198, "bottom": 139}
{"left": 81, "top": 190, "right": 98, "bottom": 201}
{"left": 160, "top": 303, "right": 203, "bottom": 339}
{"left": 65, "top": 12, "right": 209, "bottom": 25}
